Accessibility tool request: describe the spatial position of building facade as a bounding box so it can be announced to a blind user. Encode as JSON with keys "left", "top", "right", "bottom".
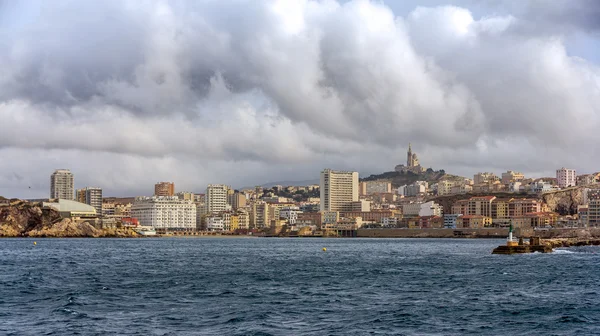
{"left": 320, "top": 169, "right": 359, "bottom": 212}
{"left": 76, "top": 187, "right": 102, "bottom": 216}
{"left": 501, "top": 171, "right": 525, "bottom": 184}
{"left": 50, "top": 169, "right": 74, "bottom": 200}
{"left": 154, "top": 182, "right": 175, "bottom": 196}
{"left": 556, "top": 168, "right": 576, "bottom": 188}
{"left": 359, "top": 181, "right": 392, "bottom": 195}
{"left": 131, "top": 196, "right": 196, "bottom": 229}
{"left": 206, "top": 184, "right": 230, "bottom": 213}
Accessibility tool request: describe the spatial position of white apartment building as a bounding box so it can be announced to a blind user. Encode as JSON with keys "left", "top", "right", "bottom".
{"left": 402, "top": 201, "right": 443, "bottom": 217}
{"left": 320, "top": 169, "right": 359, "bottom": 212}
{"left": 556, "top": 168, "right": 576, "bottom": 188}
{"left": 279, "top": 206, "right": 302, "bottom": 225}
{"left": 206, "top": 216, "right": 224, "bottom": 231}
{"left": 206, "top": 184, "right": 230, "bottom": 213}
{"left": 131, "top": 196, "right": 196, "bottom": 229}
{"left": 50, "top": 169, "right": 74, "bottom": 200}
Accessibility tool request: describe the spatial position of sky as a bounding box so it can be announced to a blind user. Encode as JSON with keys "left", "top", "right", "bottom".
{"left": 1, "top": 0, "right": 600, "bottom": 198}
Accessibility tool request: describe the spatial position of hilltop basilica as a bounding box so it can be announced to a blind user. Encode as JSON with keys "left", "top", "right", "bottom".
{"left": 395, "top": 144, "right": 425, "bottom": 173}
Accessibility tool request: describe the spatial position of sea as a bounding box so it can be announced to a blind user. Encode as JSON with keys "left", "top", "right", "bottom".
{"left": 1, "top": 238, "right": 599, "bottom": 335}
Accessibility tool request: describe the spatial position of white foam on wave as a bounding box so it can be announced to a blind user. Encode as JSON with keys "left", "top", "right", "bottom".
{"left": 553, "top": 249, "right": 576, "bottom": 254}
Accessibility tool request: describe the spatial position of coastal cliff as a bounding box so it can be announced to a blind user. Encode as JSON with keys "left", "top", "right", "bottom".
{"left": 0, "top": 200, "right": 137, "bottom": 238}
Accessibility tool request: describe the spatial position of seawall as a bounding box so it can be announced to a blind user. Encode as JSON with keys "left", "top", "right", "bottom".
{"left": 356, "top": 228, "right": 600, "bottom": 239}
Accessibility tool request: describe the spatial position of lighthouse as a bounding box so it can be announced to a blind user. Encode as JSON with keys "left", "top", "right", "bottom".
{"left": 506, "top": 221, "right": 518, "bottom": 247}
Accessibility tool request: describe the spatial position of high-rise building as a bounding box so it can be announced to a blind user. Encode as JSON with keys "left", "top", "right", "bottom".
{"left": 206, "top": 184, "right": 230, "bottom": 213}
{"left": 154, "top": 182, "right": 175, "bottom": 196}
{"left": 320, "top": 169, "right": 359, "bottom": 212}
{"left": 556, "top": 168, "right": 576, "bottom": 188}
{"left": 131, "top": 196, "right": 196, "bottom": 229}
{"left": 50, "top": 169, "right": 74, "bottom": 200}
{"left": 250, "top": 201, "right": 269, "bottom": 229}
{"left": 76, "top": 187, "right": 103, "bottom": 215}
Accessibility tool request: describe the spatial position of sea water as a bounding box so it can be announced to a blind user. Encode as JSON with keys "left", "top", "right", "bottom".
{"left": 1, "top": 238, "right": 599, "bottom": 335}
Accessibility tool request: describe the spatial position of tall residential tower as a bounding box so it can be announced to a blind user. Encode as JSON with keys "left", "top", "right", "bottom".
{"left": 50, "top": 169, "right": 74, "bottom": 200}
{"left": 320, "top": 169, "right": 359, "bottom": 212}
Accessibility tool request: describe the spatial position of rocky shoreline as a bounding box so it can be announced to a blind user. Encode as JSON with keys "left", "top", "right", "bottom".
{"left": 542, "top": 238, "right": 600, "bottom": 248}
{"left": 0, "top": 200, "right": 138, "bottom": 238}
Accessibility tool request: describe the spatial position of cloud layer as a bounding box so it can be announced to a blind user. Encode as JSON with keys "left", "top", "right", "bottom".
{"left": 1, "top": 0, "right": 599, "bottom": 197}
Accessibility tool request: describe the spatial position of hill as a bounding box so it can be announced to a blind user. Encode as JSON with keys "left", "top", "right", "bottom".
{"left": 361, "top": 169, "right": 461, "bottom": 188}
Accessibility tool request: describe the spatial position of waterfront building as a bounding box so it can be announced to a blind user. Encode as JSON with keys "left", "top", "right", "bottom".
{"left": 50, "top": 169, "right": 74, "bottom": 200}
{"left": 382, "top": 217, "right": 398, "bottom": 227}
{"left": 467, "top": 196, "right": 496, "bottom": 217}
{"left": 339, "top": 210, "right": 397, "bottom": 223}
{"left": 319, "top": 169, "right": 359, "bottom": 212}
{"left": 236, "top": 210, "right": 250, "bottom": 230}
{"left": 206, "top": 184, "right": 230, "bottom": 213}
{"left": 402, "top": 201, "right": 442, "bottom": 217}
{"left": 250, "top": 201, "right": 269, "bottom": 229}
{"left": 131, "top": 196, "right": 196, "bottom": 230}
{"left": 322, "top": 211, "right": 340, "bottom": 224}
{"left": 556, "top": 168, "right": 576, "bottom": 188}
{"left": 578, "top": 206, "right": 589, "bottom": 227}
{"left": 43, "top": 199, "right": 97, "bottom": 220}
{"left": 443, "top": 214, "right": 462, "bottom": 228}
{"left": 419, "top": 216, "right": 443, "bottom": 228}
{"left": 588, "top": 198, "right": 600, "bottom": 227}
{"left": 297, "top": 212, "right": 322, "bottom": 227}
{"left": 279, "top": 206, "right": 302, "bottom": 225}
{"left": 154, "top": 182, "right": 175, "bottom": 196}
{"left": 75, "top": 187, "right": 102, "bottom": 216}
{"left": 206, "top": 216, "right": 224, "bottom": 231}
{"left": 459, "top": 215, "right": 492, "bottom": 228}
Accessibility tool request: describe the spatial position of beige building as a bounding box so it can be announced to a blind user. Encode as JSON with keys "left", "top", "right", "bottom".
{"left": 176, "top": 192, "right": 194, "bottom": 202}
{"left": 250, "top": 201, "right": 269, "bottom": 229}
{"left": 501, "top": 171, "right": 525, "bottom": 184}
{"left": 473, "top": 172, "right": 499, "bottom": 185}
{"left": 75, "top": 187, "right": 102, "bottom": 216}
{"left": 320, "top": 169, "right": 359, "bottom": 212}
{"left": 50, "top": 169, "right": 74, "bottom": 200}
{"left": 154, "top": 182, "right": 175, "bottom": 196}
{"left": 359, "top": 181, "right": 392, "bottom": 195}
{"left": 228, "top": 192, "right": 247, "bottom": 210}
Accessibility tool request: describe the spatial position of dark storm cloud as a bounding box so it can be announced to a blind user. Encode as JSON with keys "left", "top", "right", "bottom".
{"left": 0, "top": 0, "right": 599, "bottom": 198}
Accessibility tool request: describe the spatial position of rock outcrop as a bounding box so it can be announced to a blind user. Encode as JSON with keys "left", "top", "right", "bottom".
{"left": 0, "top": 200, "right": 138, "bottom": 238}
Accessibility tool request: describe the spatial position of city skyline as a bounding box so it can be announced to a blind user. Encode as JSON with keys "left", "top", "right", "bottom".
{"left": 1, "top": 1, "right": 600, "bottom": 198}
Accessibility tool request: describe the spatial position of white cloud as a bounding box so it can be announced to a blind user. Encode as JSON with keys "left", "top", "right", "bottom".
{"left": 0, "top": 0, "right": 599, "bottom": 197}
